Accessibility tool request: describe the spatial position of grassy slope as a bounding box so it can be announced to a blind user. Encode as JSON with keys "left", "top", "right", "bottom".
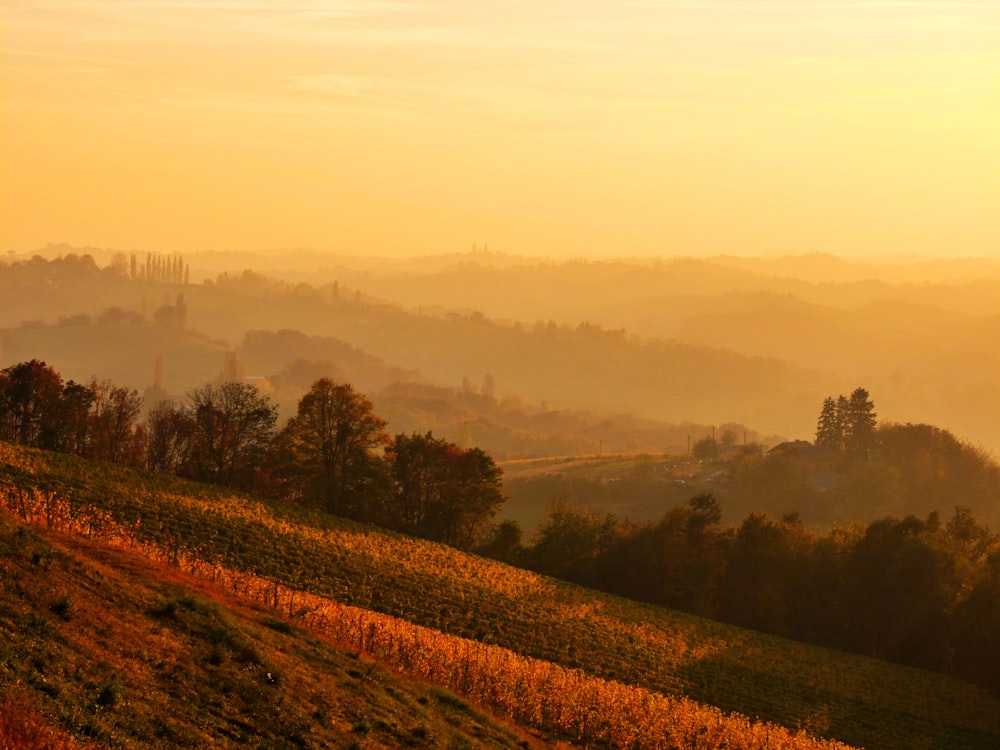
{"left": 0, "top": 513, "right": 537, "bottom": 749}
{"left": 3, "top": 444, "right": 1000, "bottom": 750}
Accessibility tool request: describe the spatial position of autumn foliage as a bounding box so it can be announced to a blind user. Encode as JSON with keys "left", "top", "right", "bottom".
{"left": 0, "top": 482, "right": 854, "bottom": 750}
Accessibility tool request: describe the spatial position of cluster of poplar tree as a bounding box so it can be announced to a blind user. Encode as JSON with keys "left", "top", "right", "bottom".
{"left": 0, "top": 360, "right": 504, "bottom": 551}
{"left": 117, "top": 251, "right": 189, "bottom": 284}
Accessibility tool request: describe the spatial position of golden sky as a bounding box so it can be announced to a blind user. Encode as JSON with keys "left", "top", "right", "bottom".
{"left": 3, "top": 1, "right": 999, "bottom": 258}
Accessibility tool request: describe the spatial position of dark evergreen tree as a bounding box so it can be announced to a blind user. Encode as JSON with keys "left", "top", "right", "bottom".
{"left": 815, "top": 396, "right": 844, "bottom": 450}
{"left": 844, "top": 387, "right": 877, "bottom": 458}
{"left": 815, "top": 388, "right": 876, "bottom": 458}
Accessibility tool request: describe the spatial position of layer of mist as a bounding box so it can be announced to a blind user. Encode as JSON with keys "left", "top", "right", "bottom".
{"left": 4, "top": 246, "right": 999, "bottom": 459}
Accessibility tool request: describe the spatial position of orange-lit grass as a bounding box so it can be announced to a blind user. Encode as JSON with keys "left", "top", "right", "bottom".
{"left": 0, "top": 691, "right": 92, "bottom": 750}
{"left": 2, "top": 487, "right": 855, "bottom": 750}
{"left": 1, "top": 511, "right": 533, "bottom": 749}
{"left": 4, "top": 444, "right": 1000, "bottom": 749}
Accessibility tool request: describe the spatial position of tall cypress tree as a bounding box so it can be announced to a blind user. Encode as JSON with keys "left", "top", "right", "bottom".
{"left": 844, "top": 387, "right": 877, "bottom": 458}
{"left": 816, "top": 388, "right": 877, "bottom": 458}
{"left": 816, "top": 396, "right": 844, "bottom": 450}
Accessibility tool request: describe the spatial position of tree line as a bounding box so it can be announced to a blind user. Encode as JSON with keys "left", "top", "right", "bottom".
{"left": 5, "top": 360, "right": 999, "bottom": 693}
{"left": 0, "top": 360, "right": 504, "bottom": 551}
{"left": 507, "top": 389, "right": 1000, "bottom": 695}
{"left": 515, "top": 493, "right": 1000, "bottom": 695}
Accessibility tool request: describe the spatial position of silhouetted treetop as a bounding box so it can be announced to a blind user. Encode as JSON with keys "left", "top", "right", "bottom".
{"left": 815, "top": 387, "right": 877, "bottom": 458}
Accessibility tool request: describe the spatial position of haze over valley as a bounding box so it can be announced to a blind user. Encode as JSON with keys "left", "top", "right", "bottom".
{"left": 4, "top": 1, "right": 1000, "bottom": 747}
{"left": 5, "top": 246, "right": 1000, "bottom": 459}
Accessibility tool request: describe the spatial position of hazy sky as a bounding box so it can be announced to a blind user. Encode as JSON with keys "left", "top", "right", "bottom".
{"left": 3, "top": 1, "right": 999, "bottom": 259}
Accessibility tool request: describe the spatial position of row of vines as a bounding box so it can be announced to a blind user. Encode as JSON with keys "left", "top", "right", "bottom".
{"left": 0, "top": 483, "right": 854, "bottom": 750}
{"left": 3, "top": 444, "right": 1000, "bottom": 749}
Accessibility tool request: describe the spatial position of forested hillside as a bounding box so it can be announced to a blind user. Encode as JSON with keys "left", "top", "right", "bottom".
{"left": 0, "top": 252, "right": 830, "bottom": 441}
{"left": 7, "top": 249, "right": 1000, "bottom": 454}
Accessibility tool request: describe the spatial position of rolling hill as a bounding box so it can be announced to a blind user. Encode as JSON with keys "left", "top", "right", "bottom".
{"left": 0, "top": 513, "right": 534, "bottom": 749}
{"left": 3, "top": 443, "right": 1000, "bottom": 749}
{"left": 0, "top": 252, "right": 832, "bottom": 441}
{"left": 11, "top": 248, "right": 1000, "bottom": 455}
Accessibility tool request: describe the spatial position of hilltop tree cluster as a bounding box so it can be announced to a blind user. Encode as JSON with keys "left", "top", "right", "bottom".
{"left": 503, "top": 389, "right": 1000, "bottom": 694}
{"left": 0, "top": 360, "right": 505, "bottom": 551}
{"left": 707, "top": 388, "right": 1000, "bottom": 528}
{"left": 815, "top": 387, "right": 877, "bottom": 458}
